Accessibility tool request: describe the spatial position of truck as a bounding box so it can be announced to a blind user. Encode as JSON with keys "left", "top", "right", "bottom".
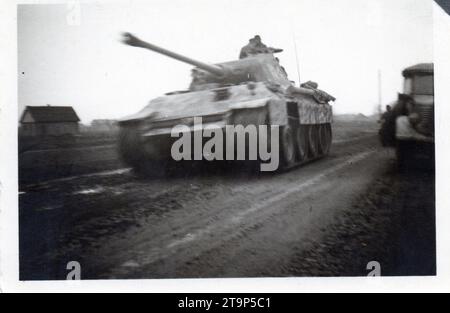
{"left": 379, "top": 63, "right": 434, "bottom": 169}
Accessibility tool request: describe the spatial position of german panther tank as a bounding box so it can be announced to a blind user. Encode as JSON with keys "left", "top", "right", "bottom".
{"left": 118, "top": 33, "right": 335, "bottom": 174}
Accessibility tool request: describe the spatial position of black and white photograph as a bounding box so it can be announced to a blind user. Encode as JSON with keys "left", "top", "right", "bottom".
{"left": 1, "top": 0, "right": 450, "bottom": 294}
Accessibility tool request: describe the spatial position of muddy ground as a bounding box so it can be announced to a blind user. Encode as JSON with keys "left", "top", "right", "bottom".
{"left": 18, "top": 120, "right": 435, "bottom": 279}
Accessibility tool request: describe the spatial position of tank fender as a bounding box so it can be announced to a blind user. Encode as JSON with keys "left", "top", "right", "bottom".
{"left": 229, "top": 106, "right": 268, "bottom": 126}
{"left": 228, "top": 98, "right": 271, "bottom": 126}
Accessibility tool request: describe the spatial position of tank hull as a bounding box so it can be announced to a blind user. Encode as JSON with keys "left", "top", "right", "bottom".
{"left": 118, "top": 82, "right": 333, "bottom": 174}
{"left": 118, "top": 117, "right": 332, "bottom": 174}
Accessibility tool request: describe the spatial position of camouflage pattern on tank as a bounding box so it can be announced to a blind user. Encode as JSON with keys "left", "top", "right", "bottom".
{"left": 122, "top": 80, "right": 332, "bottom": 132}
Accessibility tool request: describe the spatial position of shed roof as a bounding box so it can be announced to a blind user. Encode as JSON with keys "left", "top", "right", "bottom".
{"left": 20, "top": 106, "right": 80, "bottom": 123}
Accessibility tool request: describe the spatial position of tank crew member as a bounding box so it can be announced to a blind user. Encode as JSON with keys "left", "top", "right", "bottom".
{"left": 239, "top": 37, "right": 257, "bottom": 59}
{"left": 240, "top": 35, "right": 283, "bottom": 59}
{"left": 253, "top": 35, "right": 268, "bottom": 50}
{"left": 239, "top": 35, "right": 268, "bottom": 58}
{"left": 252, "top": 35, "right": 283, "bottom": 54}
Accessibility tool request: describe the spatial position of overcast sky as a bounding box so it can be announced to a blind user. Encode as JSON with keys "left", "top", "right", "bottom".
{"left": 18, "top": 0, "right": 433, "bottom": 123}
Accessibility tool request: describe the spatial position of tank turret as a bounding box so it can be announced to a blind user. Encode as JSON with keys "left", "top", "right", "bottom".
{"left": 121, "top": 32, "right": 292, "bottom": 89}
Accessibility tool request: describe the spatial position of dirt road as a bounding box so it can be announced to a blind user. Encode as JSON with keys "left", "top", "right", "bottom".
{"left": 19, "top": 123, "right": 435, "bottom": 280}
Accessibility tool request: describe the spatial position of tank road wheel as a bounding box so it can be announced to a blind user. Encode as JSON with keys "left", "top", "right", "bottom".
{"left": 296, "top": 125, "right": 308, "bottom": 162}
{"left": 118, "top": 124, "right": 166, "bottom": 177}
{"left": 118, "top": 124, "right": 144, "bottom": 168}
{"left": 318, "top": 123, "right": 332, "bottom": 156}
{"left": 280, "top": 126, "right": 296, "bottom": 168}
{"left": 307, "top": 125, "right": 320, "bottom": 158}
{"left": 326, "top": 123, "right": 333, "bottom": 154}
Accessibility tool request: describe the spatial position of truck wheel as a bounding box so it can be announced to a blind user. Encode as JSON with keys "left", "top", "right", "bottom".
{"left": 280, "top": 126, "right": 296, "bottom": 168}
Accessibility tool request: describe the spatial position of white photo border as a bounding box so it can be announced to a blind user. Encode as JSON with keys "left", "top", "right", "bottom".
{"left": 1, "top": 0, "right": 449, "bottom": 293}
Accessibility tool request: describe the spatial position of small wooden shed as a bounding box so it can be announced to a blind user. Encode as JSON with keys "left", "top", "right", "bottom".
{"left": 20, "top": 105, "right": 80, "bottom": 136}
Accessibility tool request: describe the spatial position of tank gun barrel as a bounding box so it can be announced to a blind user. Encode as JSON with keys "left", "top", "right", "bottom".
{"left": 122, "top": 33, "right": 225, "bottom": 76}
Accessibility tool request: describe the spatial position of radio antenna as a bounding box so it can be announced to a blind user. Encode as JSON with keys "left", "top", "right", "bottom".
{"left": 292, "top": 34, "right": 301, "bottom": 86}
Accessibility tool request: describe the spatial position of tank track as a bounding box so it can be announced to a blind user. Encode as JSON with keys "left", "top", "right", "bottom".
{"left": 118, "top": 122, "right": 332, "bottom": 174}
